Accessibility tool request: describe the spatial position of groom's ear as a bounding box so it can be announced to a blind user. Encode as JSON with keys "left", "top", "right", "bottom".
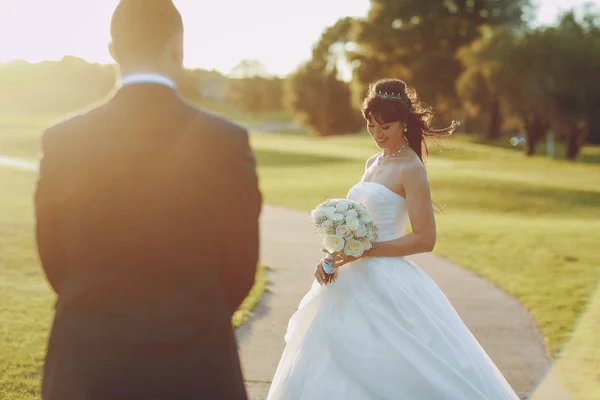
{"left": 108, "top": 42, "right": 119, "bottom": 63}
{"left": 166, "top": 33, "right": 184, "bottom": 66}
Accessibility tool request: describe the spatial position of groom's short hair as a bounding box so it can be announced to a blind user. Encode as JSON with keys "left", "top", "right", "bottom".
{"left": 110, "top": 0, "right": 183, "bottom": 63}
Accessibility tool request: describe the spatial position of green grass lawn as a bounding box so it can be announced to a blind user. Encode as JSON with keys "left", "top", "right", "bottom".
{"left": 0, "top": 163, "right": 267, "bottom": 399}
{"left": 250, "top": 131, "right": 600, "bottom": 399}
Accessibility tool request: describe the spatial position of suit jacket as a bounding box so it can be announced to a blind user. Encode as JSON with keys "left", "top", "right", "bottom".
{"left": 35, "top": 83, "right": 261, "bottom": 400}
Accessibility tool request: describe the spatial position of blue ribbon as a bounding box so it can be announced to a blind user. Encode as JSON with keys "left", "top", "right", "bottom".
{"left": 322, "top": 253, "right": 335, "bottom": 274}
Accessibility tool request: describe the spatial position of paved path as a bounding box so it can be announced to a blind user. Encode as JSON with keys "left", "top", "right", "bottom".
{"left": 0, "top": 156, "right": 568, "bottom": 399}
{"left": 239, "top": 205, "right": 568, "bottom": 400}
{"left": 0, "top": 155, "right": 37, "bottom": 170}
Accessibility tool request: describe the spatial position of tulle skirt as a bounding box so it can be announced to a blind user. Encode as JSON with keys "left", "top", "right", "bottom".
{"left": 267, "top": 256, "right": 519, "bottom": 400}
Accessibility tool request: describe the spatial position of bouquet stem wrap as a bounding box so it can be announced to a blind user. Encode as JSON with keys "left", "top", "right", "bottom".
{"left": 322, "top": 253, "right": 335, "bottom": 275}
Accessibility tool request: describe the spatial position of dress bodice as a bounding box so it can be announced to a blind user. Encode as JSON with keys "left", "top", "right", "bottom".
{"left": 347, "top": 181, "right": 408, "bottom": 242}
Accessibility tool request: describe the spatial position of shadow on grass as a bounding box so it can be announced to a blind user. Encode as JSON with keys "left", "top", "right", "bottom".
{"left": 469, "top": 135, "right": 600, "bottom": 165}
{"left": 432, "top": 176, "right": 600, "bottom": 217}
{"left": 254, "top": 149, "right": 354, "bottom": 167}
{"left": 579, "top": 150, "right": 600, "bottom": 164}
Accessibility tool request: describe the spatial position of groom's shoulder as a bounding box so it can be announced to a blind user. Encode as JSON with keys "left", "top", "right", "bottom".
{"left": 40, "top": 101, "right": 112, "bottom": 146}
{"left": 184, "top": 103, "right": 249, "bottom": 142}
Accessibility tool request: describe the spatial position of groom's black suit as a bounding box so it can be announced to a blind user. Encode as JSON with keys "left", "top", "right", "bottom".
{"left": 35, "top": 83, "right": 261, "bottom": 399}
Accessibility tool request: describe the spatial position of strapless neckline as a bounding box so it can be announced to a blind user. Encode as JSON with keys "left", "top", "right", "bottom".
{"left": 354, "top": 181, "right": 406, "bottom": 201}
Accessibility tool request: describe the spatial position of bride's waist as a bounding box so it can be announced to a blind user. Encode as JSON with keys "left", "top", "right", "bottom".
{"left": 349, "top": 255, "right": 415, "bottom": 272}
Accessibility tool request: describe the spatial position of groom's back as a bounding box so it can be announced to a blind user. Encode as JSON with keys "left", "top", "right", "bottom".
{"left": 40, "top": 86, "right": 245, "bottom": 341}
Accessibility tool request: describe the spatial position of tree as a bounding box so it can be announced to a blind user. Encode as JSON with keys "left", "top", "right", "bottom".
{"left": 0, "top": 57, "right": 116, "bottom": 114}
{"left": 349, "top": 0, "right": 530, "bottom": 115}
{"left": 457, "top": 26, "right": 515, "bottom": 139}
{"left": 226, "top": 76, "right": 284, "bottom": 114}
{"left": 225, "top": 60, "right": 284, "bottom": 114}
{"left": 541, "top": 11, "right": 600, "bottom": 159}
{"left": 229, "top": 59, "right": 269, "bottom": 79}
{"left": 286, "top": 63, "right": 361, "bottom": 136}
{"left": 489, "top": 29, "right": 555, "bottom": 155}
{"left": 285, "top": 18, "right": 362, "bottom": 136}
{"left": 458, "top": 8, "right": 600, "bottom": 159}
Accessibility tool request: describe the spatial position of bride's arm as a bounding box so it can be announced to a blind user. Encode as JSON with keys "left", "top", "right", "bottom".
{"left": 368, "top": 161, "right": 436, "bottom": 257}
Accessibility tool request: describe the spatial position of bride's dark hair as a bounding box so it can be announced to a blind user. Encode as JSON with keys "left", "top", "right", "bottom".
{"left": 361, "top": 79, "right": 459, "bottom": 163}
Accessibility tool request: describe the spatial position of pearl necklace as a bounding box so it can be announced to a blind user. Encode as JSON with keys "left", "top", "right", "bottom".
{"left": 375, "top": 143, "right": 408, "bottom": 165}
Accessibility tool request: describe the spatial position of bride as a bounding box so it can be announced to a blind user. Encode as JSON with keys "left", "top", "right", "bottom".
{"left": 266, "top": 79, "right": 520, "bottom": 400}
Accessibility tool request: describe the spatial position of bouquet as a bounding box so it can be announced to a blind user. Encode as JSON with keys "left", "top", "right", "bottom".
{"left": 310, "top": 198, "right": 378, "bottom": 279}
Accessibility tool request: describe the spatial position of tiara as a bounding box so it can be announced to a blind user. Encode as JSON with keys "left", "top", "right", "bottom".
{"left": 376, "top": 90, "right": 406, "bottom": 102}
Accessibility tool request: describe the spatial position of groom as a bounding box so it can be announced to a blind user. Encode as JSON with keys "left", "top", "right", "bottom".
{"left": 35, "top": 0, "right": 261, "bottom": 399}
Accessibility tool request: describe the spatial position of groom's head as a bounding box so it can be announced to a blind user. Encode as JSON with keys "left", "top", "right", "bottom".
{"left": 109, "top": 0, "right": 184, "bottom": 69}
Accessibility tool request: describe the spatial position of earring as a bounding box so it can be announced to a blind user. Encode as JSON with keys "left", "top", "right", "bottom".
{"left": 403, "top": 125, "right": 408, "bottom": 133}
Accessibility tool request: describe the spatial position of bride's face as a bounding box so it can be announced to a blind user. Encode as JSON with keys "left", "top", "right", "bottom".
{"left": 367, "top": 118, "right": 405, "bottom": 150}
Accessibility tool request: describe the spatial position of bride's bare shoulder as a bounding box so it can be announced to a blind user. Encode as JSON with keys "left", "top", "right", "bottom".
{"left": 395, "top": 153, "right": 427, "bottom": 181}
{"left": 365, "top": 153, "right": 380, "bottom": 169}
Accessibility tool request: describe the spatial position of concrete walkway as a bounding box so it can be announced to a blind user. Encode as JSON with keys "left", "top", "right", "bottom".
{"left": 238, "top": 205, "right": 568, "bottom": 400}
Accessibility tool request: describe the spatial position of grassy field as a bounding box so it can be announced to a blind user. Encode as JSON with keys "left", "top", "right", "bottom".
{"left": 250, "top": 131, "right": 600, "bottom": 398}
{"left": 0, "top": 148, "right": 267, "bottom": 399}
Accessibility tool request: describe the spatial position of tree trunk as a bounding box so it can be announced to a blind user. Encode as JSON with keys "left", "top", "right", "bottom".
{"left": 487, "top": 96, "right": 501, "bottom": 140}
{"left": 565, "top": 124, "right": 586, "bottom": 160}
{"left": 524, "top": 115, "right": 546, "bottom": 156}
{"left": 525, "top": 137, "right": 536, "bottom": 156}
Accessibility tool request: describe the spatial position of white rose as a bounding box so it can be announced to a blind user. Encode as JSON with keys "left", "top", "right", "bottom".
{"left": 355, "top": 224, "right": 368, "bottom": 238}
{"left": 330, "top": 213, "right": 345, "bottom": 222}
{"left": 344, "top": 239, "right": 365, "bottom": 258}
{"left": 321, "top": 219, "right": 334, "bottom": 234}
{"left": 324, "top": 199, "right": 336, "bottom": 207}
{"left": 361, "top": 238, "right": 373, "bottom": 251}
{"left": 335, "top": 201, "right": 350, "bottom": 213}
{"left": 321, "top": 206, "right": 337, "bottom": 216}
{"left": 345, "top": 215, "right": 360, "bottom": 230}
{"left": 346, "top": 209, "right": 358, "bottom": 218}
{"left": 324, "top": 235, "right": 345, "bottom": 253}
{"left": 362, "top": 215, "right": 373, "bottom": 224}
{"left": 356, "top": 208, "right": 367, "bottom": 218}
{"left": 311, "top": 209, "right": 327, "bottom": 222}
{"left": 336, "top": 225, "right": 352, "bottom": 238}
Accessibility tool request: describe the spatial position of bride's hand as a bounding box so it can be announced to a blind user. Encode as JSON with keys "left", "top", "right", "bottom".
{"left": 314, "top": 259, "right": 339, "bottom": 285}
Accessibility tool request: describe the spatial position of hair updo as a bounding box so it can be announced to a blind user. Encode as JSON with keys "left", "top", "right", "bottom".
{"left": 361, "top": 79, "right": 459, "bottom": 163}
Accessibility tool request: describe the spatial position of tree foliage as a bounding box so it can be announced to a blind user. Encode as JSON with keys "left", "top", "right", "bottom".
{"left": 285, "top": 63, "right": 361, "bottom": 136}
{"left": 226, "top": 76, "right": 284, "bottom": 114}
{"left": 0, "top": 57, "right": 218, "bottom": 114}
{"left": 285, "top": 18, "right": 362, "bottom": 136}
{"left": 457, "top": 9, "right": 600, "bottom": 158}
{"left": 0, "top": 57, "right": 115, "bottom": 114}
{"left": 350, "top": 0, "right": 530, "bottom": 114}
{"left": 225, "top": 60, "right": 284, "bottom": 114}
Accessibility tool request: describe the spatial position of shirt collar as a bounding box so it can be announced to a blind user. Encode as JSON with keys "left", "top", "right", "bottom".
{"left": 120, "top": 72, "right": 177, "bottom": 89}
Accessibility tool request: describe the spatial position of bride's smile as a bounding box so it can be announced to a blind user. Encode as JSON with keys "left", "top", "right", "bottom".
{"left": 367, "top": 119, "right": 405, "bottom": 152}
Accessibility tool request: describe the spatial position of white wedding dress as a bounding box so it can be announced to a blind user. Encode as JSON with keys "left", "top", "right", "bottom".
{"left": 267, "top": 181, "right": 520, "bottom": 400}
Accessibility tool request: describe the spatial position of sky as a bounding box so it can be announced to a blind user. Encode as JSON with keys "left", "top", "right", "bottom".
{"left": 0, "top": 0, "right": 596, "bottom": 76}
